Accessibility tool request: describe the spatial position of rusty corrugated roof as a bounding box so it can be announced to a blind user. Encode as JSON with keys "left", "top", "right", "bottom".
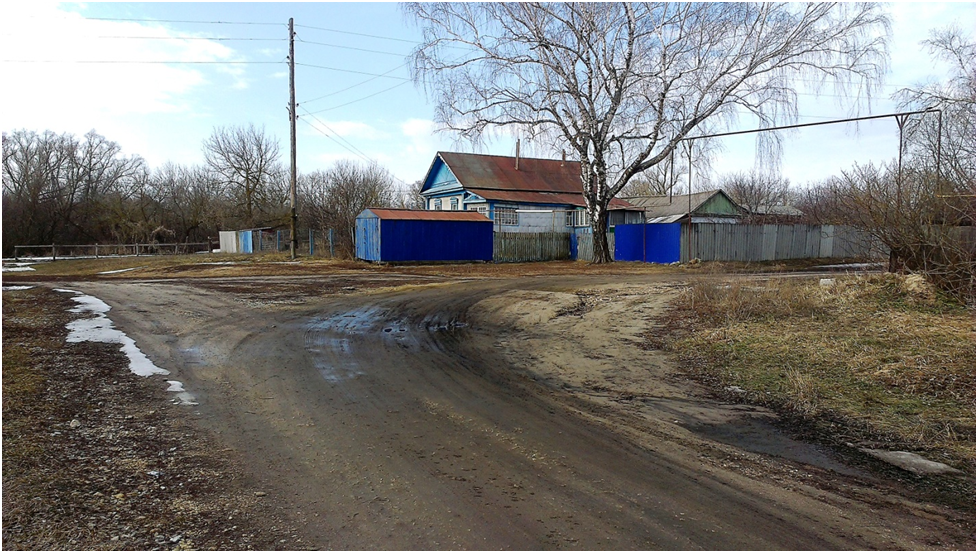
{"left": 439, "top": 152, "right": 582, "bottom": 193}
{"left": 438, "top": 152, "right": 641, "bottom": 211}
{"left": 365, "top": 208, "right": 491, "bottom": 222}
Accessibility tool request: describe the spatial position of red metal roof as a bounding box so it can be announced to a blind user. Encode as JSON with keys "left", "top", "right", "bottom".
{"left": 439, "top": 152, "right": 582, "bottom": 194}
{"left": 365, "top": 208, "right": 491, "bottom": 222}
{"left": 438, "top": 152, "right": 641, "bottom": 211}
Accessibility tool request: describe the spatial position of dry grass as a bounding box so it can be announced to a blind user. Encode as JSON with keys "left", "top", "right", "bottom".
{"left": 4, "top": 253, "right": 866, "bottom": 282}
{"left": 2, "top": 288, "right": 302, "bottom": 549}
{"left": 653, "top": 273, "right": 976, "bottom": 472}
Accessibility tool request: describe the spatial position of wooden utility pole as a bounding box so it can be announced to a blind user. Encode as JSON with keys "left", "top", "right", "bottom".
{"left": 289, "top": 17, "right": 298, "bottom": 259}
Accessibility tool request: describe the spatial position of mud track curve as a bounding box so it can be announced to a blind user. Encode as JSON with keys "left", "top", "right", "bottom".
{"left": 68, "top": 276, "right": 964, "bottom": 549}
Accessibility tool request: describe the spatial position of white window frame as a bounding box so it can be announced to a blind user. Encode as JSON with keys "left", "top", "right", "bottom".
{"left": 567, "top": 209, "right": 590, "bottom": 227}
{"left": 495, "top": 206, "right": 518, "bottom": 226}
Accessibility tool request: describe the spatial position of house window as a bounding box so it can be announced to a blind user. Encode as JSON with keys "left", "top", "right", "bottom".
{"left": 433, "top": 198, "right": 442, "bottom": 210}
{"left": 468, "top": 205, "right": 489, "bottom": 216}
{"left": 450, "top": 198, "right": 459, "bottom": 211}
{"left": 565, "top": 210, "right": 575, "bottom": 227}
{"left": 568, "top": 209, "right": 590, "bottom": 227}
{"left": 495, "top": 206, "right": 518, "bottom": 226}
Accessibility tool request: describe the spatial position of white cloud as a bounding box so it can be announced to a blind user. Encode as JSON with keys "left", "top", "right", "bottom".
{"left": 0, "top": 3, "right": 242, "bottom": 134}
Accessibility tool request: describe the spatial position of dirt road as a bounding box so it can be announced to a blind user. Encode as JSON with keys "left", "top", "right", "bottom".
{"left": 67, "top": 274, "right": 968, "bottom": 549}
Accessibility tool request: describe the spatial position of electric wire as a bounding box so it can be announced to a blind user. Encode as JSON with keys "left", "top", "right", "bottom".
{"left": 295, "top": 62, "right": 411, "bottom": 80}
{"left": 294, "top": 24, "right": 418, "bottom": 44}
{"left": 301, "top": 80, "right": 413, "bottom": 115}
{"left": 298, "top": 62, "right": 409, "bottom": 105}
{"left": 295, "top": 38, "right": 407, "bottom": 57}
{"left": 302, "top": 108, "right": 369, "bottom": 161}
{"left": 2, "top": 59, "right": 281, "bottom": 64}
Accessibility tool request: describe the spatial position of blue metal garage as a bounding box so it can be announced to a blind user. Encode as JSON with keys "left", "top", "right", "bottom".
{"left": 355, "top": 208, "right": 493, "bottom": 262}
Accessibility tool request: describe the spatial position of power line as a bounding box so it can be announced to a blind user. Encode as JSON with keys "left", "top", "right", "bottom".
{"left": 2, "top": 59, "right": 280, "bottom": 65}
{"left": 298, "top": 62, "right": 409, "bottom": 105}
{"left": 299, "top": 108, "right": 374, "bottom": 162}
{"left": 88, "top": 35, "right": 284, "bottom": 41}
{"left": 295, "top": 38, "right": 407, "bottom": 57}
{"left": 298, "top": 116, "right": 375, "bottom": 166}
{"left": 301, "top": 80, "right": 413, "bottom": 115}
{"left": 294, "top": 24, "right": 418, "bottom": 44}
{"left": 73, "top": 17, "right": 282, "bottom": 26}
{"left": 295, "top": 62, "right": 411, "bottom": 80}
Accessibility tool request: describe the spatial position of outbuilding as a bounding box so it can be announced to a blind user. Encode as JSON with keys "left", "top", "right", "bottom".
{"left": 355, "top": 208, "right": 493, "bottom": 262}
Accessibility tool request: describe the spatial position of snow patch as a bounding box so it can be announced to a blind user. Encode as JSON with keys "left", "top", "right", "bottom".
{"left": 55, "top": 289, "right": 198, "bottom": 406}
{"left": 165, "top": 381, "right": 199, "bottom": 405}
{"left": 2, "top": 285, "right": 35, "bottom": 291}
{"left": 97, "top": 266, "right": 147, "bottom": 275}
{"left": 2, "top": 265, "right": 36, "bottom": 272}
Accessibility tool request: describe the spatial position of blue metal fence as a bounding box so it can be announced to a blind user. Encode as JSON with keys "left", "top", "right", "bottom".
{"left": 614, "top": 223, "right": 682, "bottom": 263}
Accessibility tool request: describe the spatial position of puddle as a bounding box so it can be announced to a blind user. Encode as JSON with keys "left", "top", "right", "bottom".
{"left": 684, "top": 413, "right": 866, "bottom": 477}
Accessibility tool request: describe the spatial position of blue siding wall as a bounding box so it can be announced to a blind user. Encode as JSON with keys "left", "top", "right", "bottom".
{"left": 355, "top": 214, "right": 382, "bottom": 261}
{"left": 614, "top": 223, "right": 682, "bottom": 263}
{"left": 423, "top": 159, "right": 461, "bottom": 195}
{"left": 238, "top": 230, "right": 253, "bottom": 254}
{"left": 380, "top": 220, "right": 492, "bottom": 262}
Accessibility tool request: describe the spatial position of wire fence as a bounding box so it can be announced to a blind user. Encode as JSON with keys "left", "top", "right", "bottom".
{"left": 12, "top": 242, "right": 213, "bottom": 261}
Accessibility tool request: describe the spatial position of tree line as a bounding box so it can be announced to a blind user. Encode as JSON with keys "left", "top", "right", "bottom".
{"left": 2, "top": 125, "right": 411, "bottom": 258}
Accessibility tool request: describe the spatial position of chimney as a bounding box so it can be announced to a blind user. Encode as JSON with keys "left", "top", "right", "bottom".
{"left": 561, "top": 149, "right": 566, "bottom": 166}
{"left": 515, "top": 139, "right": 520, "bottom": 170}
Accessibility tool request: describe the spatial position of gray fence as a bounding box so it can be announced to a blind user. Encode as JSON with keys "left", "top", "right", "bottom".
{"left": 574, "top": 232, "right": 615, "bottom": 262}
{"left": 493, "top": 232, "right": 570, "bottom": 263}
{"left": 680, "top": 224, "right": 883, "bottom": 263}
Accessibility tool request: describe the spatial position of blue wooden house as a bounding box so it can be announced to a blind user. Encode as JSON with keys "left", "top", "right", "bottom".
{"left": 419, "top": 152, "right": 643, "bottom": 232}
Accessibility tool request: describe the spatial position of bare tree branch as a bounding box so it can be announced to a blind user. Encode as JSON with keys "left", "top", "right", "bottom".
{"left": 406, "top": 2, "right": 889, "bottom": 261}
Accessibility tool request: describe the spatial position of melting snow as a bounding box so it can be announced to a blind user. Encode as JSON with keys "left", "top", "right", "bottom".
{"left": 55, "top": 289, "right": 197, "bottom": 405}
{"left": 2, "top": 265, "right": 35, "bottom": 272}
{"left": 166, "top": 381, "right": 199, "bottom": 405}
{"left": 2, "top": 285, "right": 35, "bottom": 291}
{"left": 97, "top": 266, "right": 147, "bottom": 275}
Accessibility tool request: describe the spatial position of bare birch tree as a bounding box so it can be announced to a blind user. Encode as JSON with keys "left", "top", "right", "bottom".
{"left": 406, "top": 2, "right": 889, "bottom": 262}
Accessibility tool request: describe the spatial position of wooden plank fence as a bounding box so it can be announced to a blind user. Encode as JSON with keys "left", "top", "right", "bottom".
{"left": 493, "top": 232, "right": 570, "bottom": 263}
{"left": 573, "top": 232, "right": 615, "bottom": 262}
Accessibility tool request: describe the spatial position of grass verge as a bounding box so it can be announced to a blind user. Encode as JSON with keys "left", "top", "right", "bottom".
{"left": 2, "top": 287, "right": 302, "bottom": 549}
{"left": 649, "top": 273, "right": 975, "bottom": 478}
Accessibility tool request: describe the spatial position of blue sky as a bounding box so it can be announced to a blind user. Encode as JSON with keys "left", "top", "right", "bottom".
{"left": 2, "top": 2, "right": 975, "bottom": 190}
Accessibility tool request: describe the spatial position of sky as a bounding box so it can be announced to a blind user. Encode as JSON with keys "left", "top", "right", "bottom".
{"left": 1, "top": 2, "right": 975, "bottom": 191}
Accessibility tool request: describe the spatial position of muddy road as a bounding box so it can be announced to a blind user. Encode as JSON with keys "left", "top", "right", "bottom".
{"left": 67, "top": 275, "right": 967, "bottom": 549}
